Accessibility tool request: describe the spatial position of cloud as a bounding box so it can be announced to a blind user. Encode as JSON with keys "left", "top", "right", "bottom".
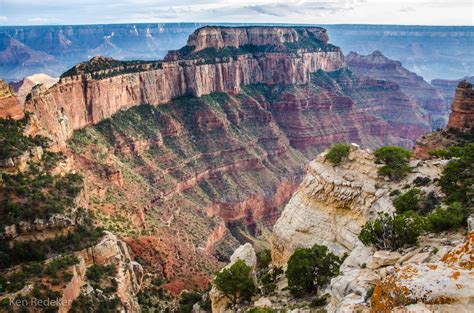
{"left": 0, "top": 0, "right": 471, "bottom": 25}
{"left": 0, "top": 16, "right": 8, "bottom": 22}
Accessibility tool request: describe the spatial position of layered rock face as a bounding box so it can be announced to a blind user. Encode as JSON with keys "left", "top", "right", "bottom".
{"left": 447, "top": 80, "right": 474, "bottom": 130}
{"left": 184, "top": 26, "right": 330, "bottom": 52}
{"left": 346, "top": 51, "right": 446, "bottom": 129}
{"left": 272, "top": 144, "right": 393, "bottom": 265}
{"left": 414, "top": 80, "right": 474, "bottom": 158}
{"left": 61, "top": 232, "right": 143, "bottom": 313}
{"left": 26, "top": 27, "right": 345, "bottom": 143}
{"left": 0, "top": 79, "right": 23, "bottom": 119}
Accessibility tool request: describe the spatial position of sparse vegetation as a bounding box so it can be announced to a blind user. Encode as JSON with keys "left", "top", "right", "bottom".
{"left": 1, "top": 155, "right": 83, "bottom": 227}
{"left": 358, "top": 212, "right": 426, "bottom": 250}
{"left": 392, "top": 188, "right": 424, "bottom": 214}
{"left": 426, "top": 202, "right": 468, "bottom": 232}
{"left": 0, "top": 114, "right": 49, "bottom": 159}
{"left": 44, "top": 255, "right": 79, "bottom": 278}
{"left": 374, "top": 146, "right": 412, "bottom": 181}
{"left": 86, "top": 264, "right": 116, "bottom": 284}
{"left": 286, "top": 244, "right": 341, "bottom": 297}
{"left": 179, "top": 291, "right": 202, "bottom": 313}
{"left": 438, "top": 143, "right": 474, "bottom": 206}
{"left": 325, "top": 143, "right": 350, "bottom": 165}
{"left": 256, "top": 249, "right": 272, "bottom": 270}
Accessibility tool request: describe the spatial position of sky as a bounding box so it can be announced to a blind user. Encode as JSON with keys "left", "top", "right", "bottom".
{"left": 0, "top": 0, "right": 472, "bottom": 26}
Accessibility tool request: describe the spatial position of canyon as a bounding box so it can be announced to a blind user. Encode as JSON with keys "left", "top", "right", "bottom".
{"left": 1, "top": 24, "right": 469, "bottom": 312}
{"left": 1, "top": 26, "right": 429, "bottom": 291}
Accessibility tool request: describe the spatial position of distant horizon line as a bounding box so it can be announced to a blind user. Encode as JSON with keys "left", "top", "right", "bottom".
{"left": 0, "top": 22, "right": 473, "bottom": 28}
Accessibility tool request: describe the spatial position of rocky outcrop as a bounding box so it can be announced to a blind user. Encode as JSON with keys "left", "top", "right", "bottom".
{"left": 371, "top": 233, "right": 474, "bottom": 312}
{"left": 346, "top": 51, "right": 446, "bottom": 129}
{"left": 60, "top": 231, "right": 143, "bottom": 312}
{"left": 268, "top": 138, "right": 466, "bottom": 312}
{"left": 271, "top": 144, "right": 393, "bottom": 265}
{"left": 414, "top": 80, "right": 474, "bottom": 158}
{"left": 447, "top": 80, "right": 474, "bottom": 130}
{"left": 0, "top": 79, "right": 23, "bottom": 119}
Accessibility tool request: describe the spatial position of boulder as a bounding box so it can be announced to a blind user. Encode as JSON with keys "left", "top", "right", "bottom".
{"left": 367, "top": 251, "right": 401, "bottom": 269}
{"left": 253, "top": 297, "right": 272, "bottom": 308}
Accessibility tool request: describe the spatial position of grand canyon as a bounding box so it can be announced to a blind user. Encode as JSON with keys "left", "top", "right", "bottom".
{"left": 0, "top": 5, "right": 473, "bottom": 313}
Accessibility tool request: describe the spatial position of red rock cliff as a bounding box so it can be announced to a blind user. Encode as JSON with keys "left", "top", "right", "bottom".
{"left": 184, "top": 26, "right": 329, "bottom": 52}
{"left": 25, "top": 26, "right": 345, "bottom": 143}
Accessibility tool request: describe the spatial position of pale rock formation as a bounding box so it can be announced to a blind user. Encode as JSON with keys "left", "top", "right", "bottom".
{"left": 371, "top": 233, "right": 474, "bottom": 312}
{"left": 366, "top": 250, "right": 402, "bottom": 269}
{"left": 229, "top": 243, "right": 257, "bottom": 271}
{"left": 253, "top": 297, "right": 273, "bottom": 308}
{"left": 10, "top": 73, "right": 58, "bottom": 104}
{"left": 271, "top": 144, "right": 393, "bottom": 266}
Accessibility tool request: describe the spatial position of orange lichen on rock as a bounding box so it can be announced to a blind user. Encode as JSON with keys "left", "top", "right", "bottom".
{"left": 370, "top": 276, "right": 415, "bottom": 313}
{"left": 441, "top": 232, "right": 474, "bottom": 270}
{"left": 369, "top": 233, "right": 474, "bottom": 311}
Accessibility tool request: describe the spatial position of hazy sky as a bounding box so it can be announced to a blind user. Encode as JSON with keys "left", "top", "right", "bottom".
{"left": 0, "top": 0, "right": 472, "bottom": 26}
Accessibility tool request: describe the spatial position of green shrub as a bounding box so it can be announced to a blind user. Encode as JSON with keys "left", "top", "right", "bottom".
{"left": 325, "top": 143, "right": 350, "bottom": 165}
{"left": 426, "top": 203, "right": 468, "bottom": 232}
{"left": 413, "top": 176, "right": 431, "bottom": 187}
{"left": 419, "top": 191, "right": 440, "bottom": 215}
{"left": 258, "top": 267, "right": 282, "bottom": 295}
{"left": 374, "top": 146, "right": 412, "bottom": 181}
{"left": 389, "top": 189, "right": 401, "bottom": 197}
{"left": 256, "top": 249, "right": 272, "bottom": 270}
{"left": 286, "top": 244, "right": 341, "bottom": 297}
{"left": 0, "top": 115, "right": 50, "bottom": 159}
{"left": 45, "top": 255, "right": 79, "bottom": 278}
{"left": 214, "top": 259, "right": 256, "bottom": 306}
{"left": 358, "top": 212, "right": 426, "bottom": 250}
{"left": 179, "top": 291, "right": 202, "bottom": 313}
{"left": 393, "top": 188, "right": 424, "bottom": 213}
{"left": 86, "top": 264, "right": 116, "bottom": 283}
{"left": 310, "top": 295, "right": 328, "bottom": 308}
{"left": 439, "top": 143, "right": 474, "bottom": 206}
